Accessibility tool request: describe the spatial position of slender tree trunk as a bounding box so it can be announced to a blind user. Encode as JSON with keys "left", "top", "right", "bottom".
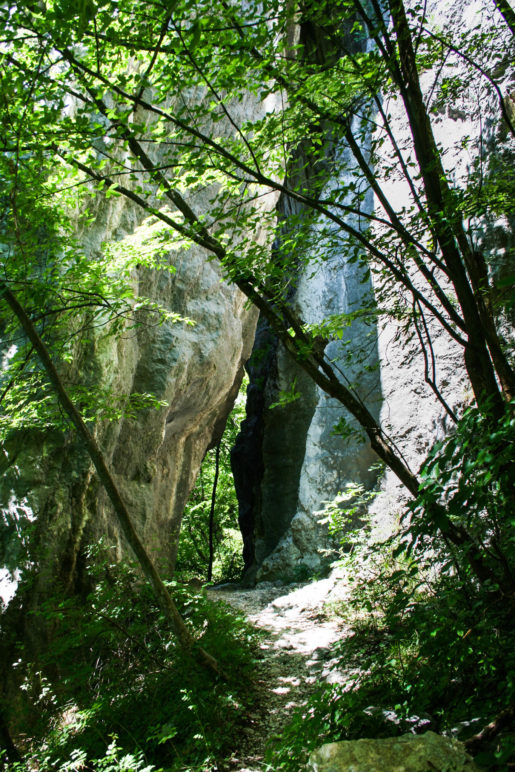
{"left": 207, "top": 440, "right": 221, "bottom": 582}
{"left": 492, "top": 0, "right": 515, "bottom": 35}
{"left": 0, "top": 708, "right": 21, "bottom": 764}
{"left": 0, "top": 282, "right": 221, "bottom": 676}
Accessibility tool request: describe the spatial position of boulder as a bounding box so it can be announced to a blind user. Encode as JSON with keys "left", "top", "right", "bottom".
{"left": 308, "top": 732, "right": 479, "bottom": 772}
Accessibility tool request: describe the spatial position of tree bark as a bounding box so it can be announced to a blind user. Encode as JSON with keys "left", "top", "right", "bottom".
{"left": 207, "top": 440, "right": 221, "bottom": 582}
{"left": 492, "top": 0, "right": 515, "bottom": 36}
{"left": 388, "top": 0, "right": 508, "bottom": 414}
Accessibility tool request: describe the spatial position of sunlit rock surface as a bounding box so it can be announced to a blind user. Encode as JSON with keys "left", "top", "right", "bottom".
{"left": 233, "top": 0, "right": 513, "bottom": 583}
{"left": 0, "top": 90, "right": 275, "bottom": 604}
{"left": 0, "top": 210, "right": 258, "bottom": 601}
{"left": 308, "top": 732, "right": 479, "bottom": 772}
{"left": 250, "top": 230, "right": 380, "bottom": 583}
{"left": 0, "top": 0, "right": 511, "bottom": 600}
{"left": 232, "top": 20, "right": 381, "bottom": 585}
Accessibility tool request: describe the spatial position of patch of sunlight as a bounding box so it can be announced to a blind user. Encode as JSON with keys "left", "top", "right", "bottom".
{"left": 278, "top": 676, "right": 301, "bottom": 687}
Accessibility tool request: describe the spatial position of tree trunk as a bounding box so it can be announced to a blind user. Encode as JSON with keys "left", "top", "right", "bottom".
{"left": 207, "top": 440, "right": 221, "bottom": 582}
{"left": 0, "top": 708, "right": 21, "bottom": 764}
{"left": 492, "top": 0, "right": 515, "bottom": 35}
{"left": 388, "top": 0, "right": 509, "bottom": 414}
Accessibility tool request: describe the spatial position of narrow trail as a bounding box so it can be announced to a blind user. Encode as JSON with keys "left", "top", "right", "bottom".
{"left": 208, "top": 575, "right": 351, "bottom": 771}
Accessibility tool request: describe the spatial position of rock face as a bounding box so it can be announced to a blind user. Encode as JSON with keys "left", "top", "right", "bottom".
{"left": 93, "top": 222, "right": 259, "bottom": 576}
{"left": 0, "top": 137, "right": 262, "bottom": 609}
{"left": 232, "top": 20, "right": 381, "bottom": 585}
{"left": 0, "top": 0, "right": 511, "bottom": 600}
{"left": 232, "top": 0, "right": 514, "bottom": 582}
{"left": 95, "top": 231, "right": 258, "bottom": 576}
{"left": 308, "top": 732, "right": 479, "bottom": 772}
{"left": 233, "top": 220, "right": 381, "bottom": 584}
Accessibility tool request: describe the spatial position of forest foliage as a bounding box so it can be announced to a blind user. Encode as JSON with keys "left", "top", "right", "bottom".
{"left": 0, "top": 0, "right": 514, "bottom": 767}
{"left": 176, "top": 386, "right": 246, "bottom": 584}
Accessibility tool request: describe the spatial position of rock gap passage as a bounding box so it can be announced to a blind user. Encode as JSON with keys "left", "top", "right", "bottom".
{"left": 176, "top": 380, "right": 247, "bottom": 585}
{"left": 0, "top": 0, "right": 514, "bottom": 768}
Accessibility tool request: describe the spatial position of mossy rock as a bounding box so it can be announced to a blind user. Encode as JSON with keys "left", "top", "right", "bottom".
{"left": 308, "top": 731, "right": 479, "bottom": 771}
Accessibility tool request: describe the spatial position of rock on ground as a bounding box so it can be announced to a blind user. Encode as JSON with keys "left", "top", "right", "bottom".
{"left": 308, "top": 732, "right": 479, "bottom": 772}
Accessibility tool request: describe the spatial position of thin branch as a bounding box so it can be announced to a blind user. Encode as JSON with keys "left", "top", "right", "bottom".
{"left": 170, "top": 18, "right": 263, "bottom": 176}
{"left": 421, "top": 25, "right": 515, "bottom": 138}
{"left": 133, "top": 7, "right": 174, "bottom": 103}
{"left": 413, "top": 299, "right": 458, "bottom": 422}
{"left": 0, "top": 345, "right": 34, "bottom": 406}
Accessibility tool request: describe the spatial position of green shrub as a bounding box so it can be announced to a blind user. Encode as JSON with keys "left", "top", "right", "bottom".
{"left": 4, "top": 546, "right": 259, "bottom": 771}
{"left": 268, "top": 402, "right": 515, "bottom": 770}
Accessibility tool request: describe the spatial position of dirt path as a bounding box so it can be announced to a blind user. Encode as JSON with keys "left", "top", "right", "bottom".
{"left": 208, "top": 575, "right": 350, "bottom": 771}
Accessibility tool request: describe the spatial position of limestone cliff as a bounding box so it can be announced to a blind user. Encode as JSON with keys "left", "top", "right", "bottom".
{"left": 0, "top": 0, "right": 512, "bottom": 603}
{"left": 0, "top": 154, "right": 260, "bottom": 608}
{"left": 232, "top": 0, "right": 514, "bottom": 583}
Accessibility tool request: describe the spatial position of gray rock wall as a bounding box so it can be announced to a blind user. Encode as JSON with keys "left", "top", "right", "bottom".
{"left": 233, "top": 20, "right": 381, "bottom": 584}
{"left": 233, "top": 0, "right": 514, "bottom": 583}
{"left": 234, "top": 176, "right": 381, "bottom": 584}
{"left": 0, "top": 122, "right": 265, "bottom": 607}
{"left": 0, "top": 0, "right": 511, "bottom": 601}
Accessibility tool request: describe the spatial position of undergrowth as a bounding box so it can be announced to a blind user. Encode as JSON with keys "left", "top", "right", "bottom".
{"left": 267, "top": 403, "right": 515, "bottom": 770}
{"left": 2, "top": 546, "right": 259, "bottom": 771}
{"left": 267, "top": 539, "right": 515, "bottom": 770}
